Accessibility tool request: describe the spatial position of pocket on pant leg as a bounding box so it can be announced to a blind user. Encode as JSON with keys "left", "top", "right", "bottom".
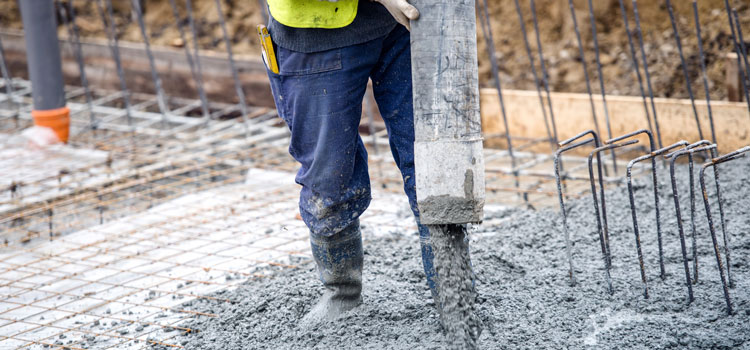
{"left": 277, "top": 46, "right": 343, "bottom": 76}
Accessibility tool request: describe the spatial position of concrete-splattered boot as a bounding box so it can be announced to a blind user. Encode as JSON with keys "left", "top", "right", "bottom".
{"left": 300, "top": 221, "right": 363, "bottom": 326}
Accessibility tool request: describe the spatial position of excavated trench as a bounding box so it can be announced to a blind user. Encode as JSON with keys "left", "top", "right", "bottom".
{"left": 157, "top": 158, "right": 750, "bottom": 349}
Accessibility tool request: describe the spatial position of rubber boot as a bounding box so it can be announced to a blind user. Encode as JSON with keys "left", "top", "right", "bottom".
{"left": 301, "top": 221, "right": 363, "bottom": 326}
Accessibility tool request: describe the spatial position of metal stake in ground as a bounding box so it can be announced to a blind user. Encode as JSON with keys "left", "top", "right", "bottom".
{"left": 632, "top": 0, "right": 663, "bottom": 149}
{"left": 692, "top": 1, "right": 716, "bottom": 144}
{"left": 586, "top": 0, "right": 617, "bottom": 174}
{"left": 666, "top": 143, "right": 717, "bottom": 303}
{"left": 214, "top": 0, "right": 251, "bottom": 140}
{"left": 699, "top": 146, "right": 750, "bottom": 315}
{"left": 666, "top": 140, "right": 728, "bottom": 286}
{"left": 59, "top": 0, "right": 96, "bottom": 134}
{"left": 555, "top": 133, "right": 599, "bottom": 285}
{"left": 529, "top": 0, "right": 559, "bottom": 146}
{"left": 588, "top": 140, "right": 639, "bottom": 295}
{"left": 96, "top": 0, "right": 133, "bottom": 128}
{"left": 513, "top": 0, "right": 555, "bottom": 149}
{"left": 723, "top": 1, "right": 750, "bottom": 116}
{"left": 665, "top": 0, "right": 704, "bottom": 141}
{"left": 567, "top": 0, "right": 607, "bottom": 175}
{"left": 168, "top": 0, "right": 211, "bottom": 123}
{"left": 617, "top": 0, "right": 653, "bottom": 138}
{"left": 0, "top": 32, "right": 18, "bottom": 126}
{"left": 477, "top": 0, "right": 522, "bottom": 202}
{"left": 131, "top": 0, "right": 171, "bottom": 129}
{"left": 626, "top": 140, "right": 689, "bottom": 299}
{"left": 606, "top": 129, "right": 663, "bottom": 279}
{"left": 731, "top": 9, "right": 750, "bottom": 116}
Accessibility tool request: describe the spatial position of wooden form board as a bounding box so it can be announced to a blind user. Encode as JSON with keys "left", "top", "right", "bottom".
{"left": 480, "top": 88, "right": 750, "bottom": 154}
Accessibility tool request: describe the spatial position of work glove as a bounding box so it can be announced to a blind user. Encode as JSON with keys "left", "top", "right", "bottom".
{"left": 373, "top": 0, "right": 419, "bottom": 31}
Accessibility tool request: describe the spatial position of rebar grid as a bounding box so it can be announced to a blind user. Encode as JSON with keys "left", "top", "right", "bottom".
{"left": 0, "top": 166, "right": 433, "bottom": 349}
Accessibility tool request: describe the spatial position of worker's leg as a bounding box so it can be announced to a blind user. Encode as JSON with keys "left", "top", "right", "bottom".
{"left": 266, "top": 40, "right": 380, "bottom": 322}
{"left": 368, "top": 25, "right": 439, "bottom": 299}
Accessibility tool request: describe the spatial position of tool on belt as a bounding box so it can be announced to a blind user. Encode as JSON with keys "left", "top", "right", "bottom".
{"left": 257, "top": 24, "right": 279, "bottom": 74}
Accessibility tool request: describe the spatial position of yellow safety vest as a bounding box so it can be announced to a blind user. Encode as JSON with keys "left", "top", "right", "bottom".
{"left": 267, "top": 0, "right": 358, "bottom": 29}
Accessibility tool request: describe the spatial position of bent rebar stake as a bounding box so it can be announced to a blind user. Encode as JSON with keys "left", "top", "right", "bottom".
{"left": 666, "top": 140, "right": 727, "bottom": 286}
{"left": 700, "top": 146, "right": 750, "bottom": 315}
{"left": 568, "top": 0, "right": 605, "bottom": 174}
{"left": 556, "top": 130, "right": 604, "bottom": 285}
{"left": 626, "top": 141, "right": 689, "bottom": 299}
{"left": 588, "top": 139, "right": 639, "bottom": 295}
{"left": 666, "top": 142, "right": 717, "bottom": 303}
{"left": 606, "top": 129, "right": 663, "bottom": 278}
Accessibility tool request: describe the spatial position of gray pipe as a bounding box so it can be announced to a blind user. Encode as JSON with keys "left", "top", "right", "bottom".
{"left": 19, "top": 0, "right": 67, "bottom": 111}
{"left": 410, "top": 0, "right": 485, "bottom": 225}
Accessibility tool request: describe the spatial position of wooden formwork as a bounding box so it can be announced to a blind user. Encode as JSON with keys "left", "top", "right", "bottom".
{"left": 480, "top": 88, "right": 750, "bottom": 154}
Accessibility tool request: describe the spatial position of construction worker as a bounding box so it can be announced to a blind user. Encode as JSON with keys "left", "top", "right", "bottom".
{"left": 262, "top": 0, "right": 432, "bottom": 324}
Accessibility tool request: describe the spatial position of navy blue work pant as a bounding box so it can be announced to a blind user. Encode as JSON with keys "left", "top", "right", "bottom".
{"left": 266, "top": 26, "right": 437, "bottom": 293}
{"left": 267, "top": 25, "right": 419, "bottom": 235}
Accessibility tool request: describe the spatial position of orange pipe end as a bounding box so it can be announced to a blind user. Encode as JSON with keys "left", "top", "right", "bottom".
{"left": 31, "top": 106, "right": 70, "bottom": 143}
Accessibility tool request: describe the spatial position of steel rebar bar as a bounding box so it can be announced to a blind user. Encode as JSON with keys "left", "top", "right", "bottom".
{"left": 588, "top": 139, "right": 639, "bottom": 294}
{"left": 214, "top": 0, "right": 251, "bottom": 139}
{"left": 513, "top": 0, "right": 555, "bottom": 148}
{"left": 626, "top": 140, "right": 688, "bottom": 299}
{"left": 586, "top": 0, "right": 617, "bottom": 174}
{"left": 666, "top": 144, "right": 717, "bottom": 303}
{"left": 59, "top": 0, "right": 96, "bottom": 131}
{"left": 724, "top": 1, "right": 750, "bottom": 115}
{"left": 617, "top": 0, "right": 653, "bottom": 138}
{"left": 699, "top": 146, "right": 750, "bottom": 315}
{"left": 732, "top": 9, "right": 750, "bottom": 114}
{"left": 632, "top": 0, "right": 663, "bottom": 149}
{"left": 567, "top": 0, "right": 612, "bottom": 177}
{"left": 0, "top": 32, "right": 17, "bottom": 125}
{"left": 529, "top": 0, "right": 558, "bottom": 146}
{"left": 692, "top": 1, "right": 716, "bottom": 144}
{"left": 665, "top": 0, "right": 704, "bottom": 141}
{"left": 96, "top": 0, "right": 133, "bottom": 127}
{"left": 607, "top": 129, "right": 664, "bottom": 278}
{"left": 555, "top": 133, "right": 599, "bottom": 285}
{"left": 168, "top": 0, "right": 211, "bottom": 122}
{"left": 131, "top": 0, "right": 171, "bottom": 128}
{"left": 478, "top": 0, "right": 522, "bottom": 201}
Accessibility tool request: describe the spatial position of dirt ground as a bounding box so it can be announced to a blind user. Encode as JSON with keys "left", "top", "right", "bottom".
{"left": 144, "top": 157, "right": 750, "bottom": 349}
{"left": 1, "top": 0, "right": 748, "bottom": 100}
